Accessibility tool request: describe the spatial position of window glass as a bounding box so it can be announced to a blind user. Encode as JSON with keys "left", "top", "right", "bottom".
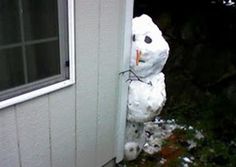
{"left": 0, "top": 47, "right": 25, "bottom": 91}
{"left": 0, "top": 0, "right": 21, "bottom": 45}
{"left": 23, "top": 0, "right": 59, "bottom": 40}
{"left": 0, "top": 0, "right": 69, "bottom": 101}
{"left": 26, "top": 41, "right": 60, "bottom": 82}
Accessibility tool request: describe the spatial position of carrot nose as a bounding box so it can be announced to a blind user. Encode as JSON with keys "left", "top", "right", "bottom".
{"left": 136, "top": 50, "right": 142, "bottom": 66}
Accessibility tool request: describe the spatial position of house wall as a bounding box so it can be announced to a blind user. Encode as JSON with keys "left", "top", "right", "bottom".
{"left": 0, "top": 0, "right": 131, "bottom": 167}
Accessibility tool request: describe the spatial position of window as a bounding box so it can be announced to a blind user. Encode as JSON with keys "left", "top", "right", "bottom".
{"left": 0, "top": 0, "right": 74, "bottom": 107}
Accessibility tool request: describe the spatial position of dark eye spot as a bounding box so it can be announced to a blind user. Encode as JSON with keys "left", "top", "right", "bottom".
{"left": 132, "top": 34, "right": 136, "bottom": 42}
{"left": 129, "top": 148, "right": 134, "bottom": 152}
{"left": 136, "top": 146, "right": 140, "bottom": 152}
{"left": 135, "top": 130, "right": 138, "bottom": 133}
{"left": 144, "top": 36, "right": 152, "bottom": 44}
{"left": 154, "top": 144, "right": 159, "bottom": 148}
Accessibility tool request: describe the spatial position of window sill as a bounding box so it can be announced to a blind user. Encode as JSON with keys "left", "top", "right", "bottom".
{"left": 0, "top": 78, "right": 75, "bottom": 109}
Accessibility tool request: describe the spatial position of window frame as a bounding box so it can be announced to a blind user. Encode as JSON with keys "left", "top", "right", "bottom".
{"left": 0, "top": 0, "right": 75, "bottom": 109}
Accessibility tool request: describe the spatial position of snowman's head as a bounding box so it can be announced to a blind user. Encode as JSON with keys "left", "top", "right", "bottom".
{"left": 131, "top": 14, "right": 169, "bottom": 78}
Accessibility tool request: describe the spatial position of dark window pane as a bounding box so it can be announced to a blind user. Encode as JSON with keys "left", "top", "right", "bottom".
{"left": 26, "top": 41, "right": 60, "bottom": 82}
{"left": 23, "top": 0, "right": 59, "bottom": 40}
{"left": 0, "top": 48, "right": 25, "bottom": 91}
{"left": 0, "top": 0, "right": 21, "bottom": 45}
{"left": 0, "top": 0, "right": 69, "bottom": 101}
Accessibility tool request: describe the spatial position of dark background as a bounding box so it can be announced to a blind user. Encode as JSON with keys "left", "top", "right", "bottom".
{"left": 133, "top": 0, "right": 236, "bottom": 165}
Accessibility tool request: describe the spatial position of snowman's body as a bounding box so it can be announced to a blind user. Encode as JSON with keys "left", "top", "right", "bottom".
{"left": 124, "top": 14, "right": 170, "bottom": 161}
{"left": 127, "top": 72, "right": 166, "bottom": 122}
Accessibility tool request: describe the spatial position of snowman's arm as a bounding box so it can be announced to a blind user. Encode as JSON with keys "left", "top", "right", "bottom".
{"left": 119, "top": 69, "right": 131, "bottom": 75}
{"left": 119, "top": 69, "right": 152, "bottom": 86}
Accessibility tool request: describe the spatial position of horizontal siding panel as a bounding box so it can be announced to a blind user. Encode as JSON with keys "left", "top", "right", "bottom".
{"left": 0, "top": 107, "right": 20, "bottom": 167}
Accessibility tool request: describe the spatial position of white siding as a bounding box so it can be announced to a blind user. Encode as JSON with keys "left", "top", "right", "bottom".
{"left": 96, "top": 0, "right": 121, "bottom": 166}
{"left": 0, "top": 107, "right": 20, "bottom": 167}
{"left": 75, "top": 0, "right": 100, "bottom": 166}
{"left": 115, "top": 0, "right": 134, "bottom": 163}
{"left": 15, "top": 97, "right": 51, "bottom": 167}
{"left": 49, "top": 87, "right": 76, "bottom": 167}
{"left": 0, "top": 0, "right": 130, "bottom": 166}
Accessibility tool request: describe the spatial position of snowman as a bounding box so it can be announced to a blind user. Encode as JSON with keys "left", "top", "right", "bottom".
{"left": 123, "top": 14, "right": 170, "bottom": 161}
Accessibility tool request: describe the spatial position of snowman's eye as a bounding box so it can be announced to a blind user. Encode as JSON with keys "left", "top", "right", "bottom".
{"left": 144, "top": 36, "right": 152, "bottom": 44}
{"left": 132, "top": 34, "right": 136, "bottom": 42}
